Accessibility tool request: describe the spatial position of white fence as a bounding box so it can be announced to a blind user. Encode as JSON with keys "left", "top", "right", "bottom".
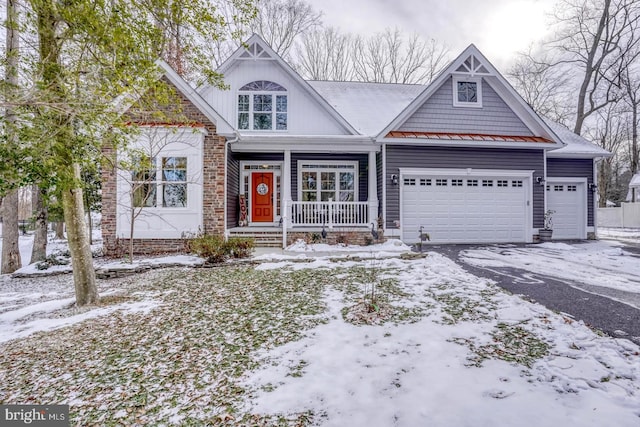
{"left": 597, "top": 203, "right": 640, "bottom": 228}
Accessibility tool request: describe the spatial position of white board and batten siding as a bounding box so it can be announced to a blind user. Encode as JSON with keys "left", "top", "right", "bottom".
{"left": 399, "top": 168, "right": 533, "bottom": 244}
{"left": 116, "top": 127, "right": 204, "bottom": 239}
{"left": 202, "top": 60, "right": 350, "bottom": 136}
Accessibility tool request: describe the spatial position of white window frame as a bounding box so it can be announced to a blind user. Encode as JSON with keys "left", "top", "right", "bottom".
{"left": 297, "top": 160, "right": 358, "bottom": 202}
{"left": 453, "top": 75, "right": 483, "bottom": 108}
{"left": 132, "top": 156, "right": 190, "bottom": 209}
{"left": 237, "top": 82, "right": 288, "bottom": 132}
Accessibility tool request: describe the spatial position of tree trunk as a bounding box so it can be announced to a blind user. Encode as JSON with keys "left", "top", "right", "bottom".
{"left": 632, "top": 104, "right": 638, "bottom": 203}
{"left": 55, "top": 221, "right": 65, "bottom": 239}
{"left": 62, "top": 164, "right": 98, "bottom": 306}
{"left": 2, "top": 0, "right": 21, "bottom": 274}
{"left": 1, "top": 190, "right": 22, "bottom": 273}
{"left": 31, "top": 185, "right": 48, "bottom": 263}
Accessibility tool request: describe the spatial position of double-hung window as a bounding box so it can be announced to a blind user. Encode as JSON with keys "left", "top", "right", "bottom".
{"left": 132, "top": 156, "right": 188, "bottom": 208}
{"left": 238, "top": 80, "right": 287, "bottom": 131}
{"left": 300, "top": 163, "right": 356, "bottom": 202}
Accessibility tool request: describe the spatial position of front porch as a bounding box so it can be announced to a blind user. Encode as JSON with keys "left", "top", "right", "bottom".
{"left": 227, "top": 150, "right": 380, "bottom": 233}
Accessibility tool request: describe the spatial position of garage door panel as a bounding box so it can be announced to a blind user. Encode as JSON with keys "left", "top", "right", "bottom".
{"left": 547, "top": 181, "right": 585, "bottom": 239}
{"left": 401, "top": 172, "right": 528, "bottom": 244}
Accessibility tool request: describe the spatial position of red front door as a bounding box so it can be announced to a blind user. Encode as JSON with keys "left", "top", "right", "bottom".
{"left": 251, "top": 172, "right": 274, "bottom": 222}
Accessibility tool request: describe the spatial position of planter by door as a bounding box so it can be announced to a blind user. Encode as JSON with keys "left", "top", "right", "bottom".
{"left": 539, "top": 229, "right": 553, "bottom": 242}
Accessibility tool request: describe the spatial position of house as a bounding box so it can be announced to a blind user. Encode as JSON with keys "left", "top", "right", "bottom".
{"left": 101, "top": 34, "right": 610, "bottom": 255}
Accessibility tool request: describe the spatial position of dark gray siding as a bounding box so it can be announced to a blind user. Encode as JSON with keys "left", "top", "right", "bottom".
{"left": 398, "top": 77, "right": 533, "bottom": 136}
{"left": 226, "top": 152, "right": 284, "bottom": 228}
{"left": 547, "top": 158, "right": 595, "bottom": 226}
{"left": 226, "top": 150, "right": 240, "bottom": 229}
{"left": 385, "top": 145, "right": 545, "bottom": 229}
{"left": 291, "top": 153, "right": 368, "bottom": 201}
{"left": 376, "top": 152, "right": 383, "bottom": 220}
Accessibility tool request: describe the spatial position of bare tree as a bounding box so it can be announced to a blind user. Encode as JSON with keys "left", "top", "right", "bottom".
{"left": 351, "top": 28, "right": 448, "bottom": 84}
{"left": 202, "top": 0, "right": 320, "bottom": 69}
{"left": 2, "top": 0, "right": 22, "bottom": 274}
{"left": 251, "top": 0, "right": 322, "bottom": 60}
{"left": 588, "top": 102, "right": 629, "bottom": 206}
{"left": 620, "top": 49, "right": 640, "bottom": 189}
{"left": 549, "top": 0, "right": 640, "bottom": 134}
{"left": 294, "top": 27, "right": 354, "bottom": 81}
{"left": 508, "top": 51, "right": 573, "bottom": 125}
{"left": 30, "top": 185, "right": 48, "bottom": 263}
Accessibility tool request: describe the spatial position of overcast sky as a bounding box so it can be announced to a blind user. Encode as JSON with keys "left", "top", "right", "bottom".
{"left": 307, "top": 0, "right": 557, "bottom": 69}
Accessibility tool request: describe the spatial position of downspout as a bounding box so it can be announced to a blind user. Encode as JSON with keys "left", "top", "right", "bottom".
{"left": 224, "top": 131, "right": 241, "bottom": 240}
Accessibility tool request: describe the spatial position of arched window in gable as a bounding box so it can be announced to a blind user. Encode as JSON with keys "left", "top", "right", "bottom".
{"left": 238, "top": 80, "right": 288, "bottom": 131}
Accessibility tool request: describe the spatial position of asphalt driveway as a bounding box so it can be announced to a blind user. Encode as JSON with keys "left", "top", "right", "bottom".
{"left": 427, "top": 241, "right": 640, "bottom": 346}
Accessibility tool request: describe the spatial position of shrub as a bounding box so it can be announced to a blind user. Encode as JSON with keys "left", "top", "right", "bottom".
{"left": 187, "top": 234, "right": 255, "bottom": 263}
{"left": 226, "top": 237, "right": 255, "bottom": 259}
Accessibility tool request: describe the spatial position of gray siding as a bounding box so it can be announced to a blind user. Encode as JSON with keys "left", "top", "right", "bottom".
{"left": 376, "top": 152, "right": 383, "bottom": 220}
{"left": 547, "top": 158, "right": 595, "bottom": 226}
{"left": 385, "top": 146, "right": 545, "bottom": 229}
{"left": 398, "top": 77, "right": 533, "bottom": 136}
{"left": 226, "top": 150, "right": 239, "bottom": 229}
{"left": 226, "top": 152, "right": 284, "bottom": 228}
{"left": 291, "top": 153, "right": 368, "bottom": 201}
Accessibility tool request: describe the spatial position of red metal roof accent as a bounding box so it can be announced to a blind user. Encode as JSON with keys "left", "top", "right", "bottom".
{"left": 386, "top": 131, "right": 553, "bottom": 143}
{"left": 125, "top": 121, "right": 206, "bottom": 128}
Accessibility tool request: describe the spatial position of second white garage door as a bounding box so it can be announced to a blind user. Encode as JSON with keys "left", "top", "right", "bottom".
{"left": 546, "top": 179, "right": 586, "bottom": 240}
{"left": 401, "top": 170, "right": 531, "bottom": 244}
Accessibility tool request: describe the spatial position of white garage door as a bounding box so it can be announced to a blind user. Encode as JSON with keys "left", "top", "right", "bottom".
{"left": 401, "top": 172, "right": 530, "bottom": 244}
{"left": 546, "top": 181, "right": 586, "bottom": 240}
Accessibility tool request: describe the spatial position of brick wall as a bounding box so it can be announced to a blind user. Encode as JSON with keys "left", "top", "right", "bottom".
{"left": 102, "top": 77, "right": 226, "bottom": 256}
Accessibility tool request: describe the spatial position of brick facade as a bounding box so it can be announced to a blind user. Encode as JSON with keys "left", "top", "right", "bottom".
{"left": 102, "top": 77, "right": 226, "bottom": 256}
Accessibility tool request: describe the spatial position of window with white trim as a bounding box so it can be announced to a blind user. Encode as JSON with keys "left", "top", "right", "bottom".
{"left": 238, "top": 80, "right": 287, "bottom": 130}
{"left": 300, "top": 163, "right": 356, "bottom": 201}
{"left": 453, "top": 76, "right": 483, "bottom": 108}
{"left": 132, "top": 156, "right": 188, "bottom": 208}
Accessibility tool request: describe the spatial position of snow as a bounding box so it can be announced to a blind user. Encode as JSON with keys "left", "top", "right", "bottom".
{"left": 544, "top": 119, "right": 611, "bottom": 157}
{"left": 2, "top": 224, "right": 640, "bottom": 425}
{"left": 599, "top": 227, "right": 640, "bottom": 242}
{"left": 0, "top": 299, "right": 160, "bottom": 343}
{"left": 460, "top": 241, "right": 640, "bottom": 295}
{"left": 242, "top": 253, "right": 640, "bottom": 426}
{"left": 285, "top": 238, "right": 411, "bottom": 253}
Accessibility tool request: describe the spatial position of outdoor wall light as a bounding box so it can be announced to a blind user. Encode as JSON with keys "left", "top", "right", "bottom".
{"left": 536, "top": 176, "right": 545, "bottom": 186}
{"left": 391, "top": 174, "right": 399, "bottom": 185}
{"left": 589, "top": 183, "right": 598, "bottom": 192}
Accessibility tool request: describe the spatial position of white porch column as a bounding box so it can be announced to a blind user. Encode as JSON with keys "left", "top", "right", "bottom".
{"left": 368, "top": 150, "right": 379, "bottom": 227}
{"left": 283, "top": 150, "right": 292, "bottom": 227}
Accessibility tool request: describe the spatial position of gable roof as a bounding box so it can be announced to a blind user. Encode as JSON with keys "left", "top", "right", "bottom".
{"left": 378, "top": 44, "right": 563, "bottom": 149}
{"left": 543, "top": 119, "right": 611, "bottom": 158}
{"left": 156, "top": 60, "right": 235, "bottom": 135}
{"left": 210, "top": 34, "right": 359, "bottom": 136}
{"left": 308, "top": 81, "right": 425, "bottom": 135}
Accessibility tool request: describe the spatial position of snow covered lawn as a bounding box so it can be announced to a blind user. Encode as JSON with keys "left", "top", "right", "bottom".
{"left": 0, "top": 250, "right": 638, "bottom": 426}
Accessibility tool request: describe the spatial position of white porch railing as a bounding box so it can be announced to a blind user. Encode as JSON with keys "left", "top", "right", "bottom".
{"left": 290, "top": 200, "right": 369, "bottom": 227}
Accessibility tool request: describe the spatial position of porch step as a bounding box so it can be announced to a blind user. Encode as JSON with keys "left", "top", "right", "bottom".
{"left": 228, "top": 229, "right": 283, "bottom": 248}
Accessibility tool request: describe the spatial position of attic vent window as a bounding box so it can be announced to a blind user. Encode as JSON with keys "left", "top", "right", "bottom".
{"left": 453, "top": 76, "right": 483, "bottom": 108}
{"left": 238, "top": 80, "right": 288, "bottom": 131}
